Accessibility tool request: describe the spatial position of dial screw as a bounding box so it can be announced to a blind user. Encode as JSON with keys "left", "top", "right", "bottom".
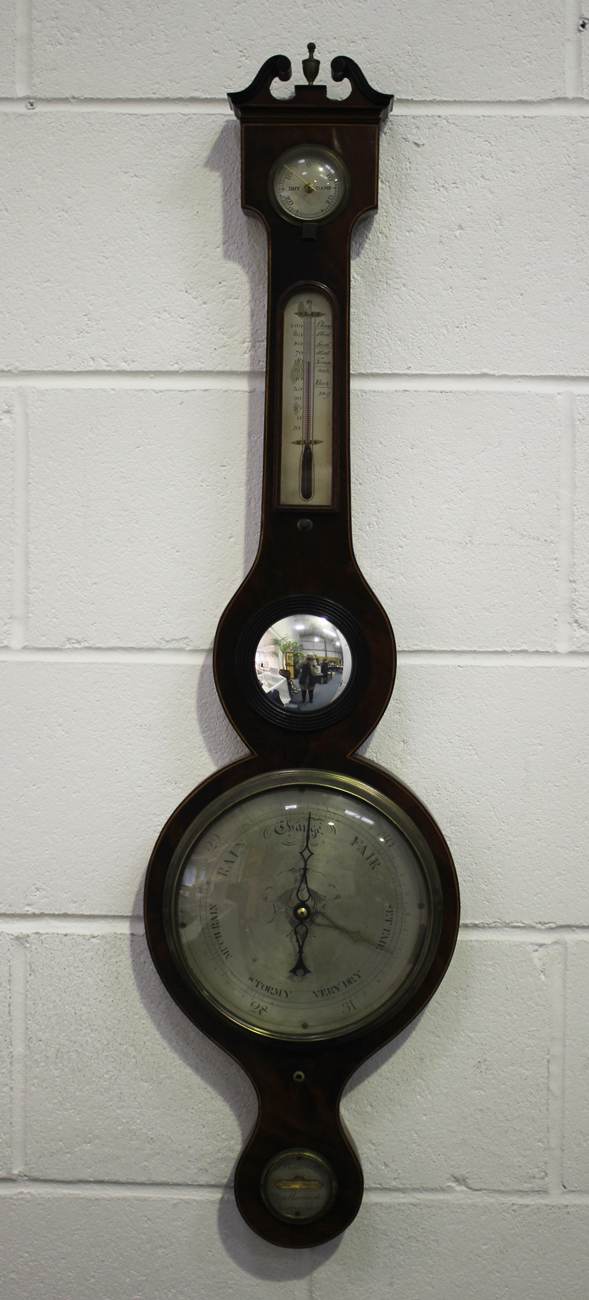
{"left": 302, "top": 43, "right": 320, "bottom": 85}
{"left": 295, "top": 904, "right": 309, "bottom": 920}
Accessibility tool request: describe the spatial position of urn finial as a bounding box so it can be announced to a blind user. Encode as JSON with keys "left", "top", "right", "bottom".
{"left": 302, "top": 43, "right": 320, "bottom": 84}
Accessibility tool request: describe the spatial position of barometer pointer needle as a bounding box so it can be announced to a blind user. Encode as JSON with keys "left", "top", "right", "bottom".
{"left": 313, "top": 912, "right": 384, "bottom": 951}
{"left": 289, "top": 813, "right": 314, "bottom": 977}
{"left": 288, "top": 814, "right": 387, "bottom": 976}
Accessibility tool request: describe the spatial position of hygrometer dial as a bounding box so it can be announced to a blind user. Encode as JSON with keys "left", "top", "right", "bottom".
{"left": 163, "top": 770, "right": 443, "bottom": 1042}
{"left": 269, "top": 146, "right": 350, "bottom": 225}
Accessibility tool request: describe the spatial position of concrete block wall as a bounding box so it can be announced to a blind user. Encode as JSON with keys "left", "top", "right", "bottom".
{"left": 1, "top": 4, "right": 588, "bottom": 1296}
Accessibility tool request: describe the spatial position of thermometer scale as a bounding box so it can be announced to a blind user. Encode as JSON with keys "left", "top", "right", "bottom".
{"left": 296, "top": 299, "right": 323, "bottom": 500}
{"left": 280, "top": 290, "right": 333, "bottom": 505}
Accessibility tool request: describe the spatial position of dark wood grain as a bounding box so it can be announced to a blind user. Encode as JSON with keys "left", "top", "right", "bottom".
{"left": 144, "top": 57, "right": 460, "bottom": 1249}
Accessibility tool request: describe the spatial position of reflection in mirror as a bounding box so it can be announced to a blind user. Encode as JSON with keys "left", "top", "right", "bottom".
{"left": 255, "top": 614, "right": 352, "bottom": 713}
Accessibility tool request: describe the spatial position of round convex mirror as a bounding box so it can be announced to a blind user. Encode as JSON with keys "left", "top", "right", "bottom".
{"left": 234, "top": 595, "right": 372, "bottom": 732}
{"left": 255, "top": 614, "right": 352, "bottom": 714}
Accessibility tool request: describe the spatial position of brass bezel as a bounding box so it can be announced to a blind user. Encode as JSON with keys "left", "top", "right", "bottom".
{"left": 162, "top": 768, "right": 444, "bottom": 1044}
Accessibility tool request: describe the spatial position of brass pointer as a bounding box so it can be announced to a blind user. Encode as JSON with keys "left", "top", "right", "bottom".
{"left": 273, "top": 1178, "right": 323, "bottom": 1190}
{"left": 284, "top": 163, "right": 317, "bottom": 193}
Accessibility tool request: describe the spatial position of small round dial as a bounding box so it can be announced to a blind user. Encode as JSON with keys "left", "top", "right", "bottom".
{"left": 269, "top": 146, "right": 350, "bottom": 224}
{"left": 163, "top": 770, "right": 443, "bottom": 1042}
{"left": 260, "top": 1150, "right": 338, "bottom": 1223}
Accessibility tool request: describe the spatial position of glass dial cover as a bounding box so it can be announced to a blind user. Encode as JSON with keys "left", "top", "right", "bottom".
{"left": 164, "top": 771, "right": 443, "bottom": 1042}
{"left": 269, "top": 146, "right": 350, "bottom": 224}
{"left": 260, "top": 1149, "right": 338, "bottom": 1223}
{"left": 255, "top": 613, "right": 351, "bottom": 714}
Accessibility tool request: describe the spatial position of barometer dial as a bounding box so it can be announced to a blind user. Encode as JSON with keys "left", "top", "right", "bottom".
{"left": 164, "top": 771, "right": 443, "bottom": 1041}
{"left": 269, "top": 146, "right": 350, "bottom": 224}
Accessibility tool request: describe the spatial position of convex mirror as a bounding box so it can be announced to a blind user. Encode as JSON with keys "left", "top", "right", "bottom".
{"left": 255, "top": 614, "right": 352, "bottom": 713}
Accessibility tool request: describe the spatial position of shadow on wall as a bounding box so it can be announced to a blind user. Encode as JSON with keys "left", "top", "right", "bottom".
{"left": 130, "top": 876, "right": 257, "bottom": 1138}
{"left": 216, "top": 1190, "right": 344, "bottom": 1276}
{"left": 195, "top": 649, "right": 251, "bottom": 769}
{"left": 206, "top": 118, "right": 266, "bottom": 584}
{"left": 187, "top": 121, "right": 265, "bottom": 767}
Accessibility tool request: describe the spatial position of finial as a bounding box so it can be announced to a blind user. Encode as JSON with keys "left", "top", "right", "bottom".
{"left": 302, "top": 43, "right": 320, "bottom": 85}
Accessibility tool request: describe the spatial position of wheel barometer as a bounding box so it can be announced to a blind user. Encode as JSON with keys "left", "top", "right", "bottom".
{"left": 145, "top": 45, "right": 460, "bottom": 1248}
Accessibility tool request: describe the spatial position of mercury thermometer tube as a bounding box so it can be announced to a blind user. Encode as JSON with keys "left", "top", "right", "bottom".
{"left": 297, "top": 298, "right": 323, "bottom": 500}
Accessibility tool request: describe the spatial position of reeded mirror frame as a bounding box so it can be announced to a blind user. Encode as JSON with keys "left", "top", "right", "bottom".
{"left": 235, "top": 596, "right": 371, "bottom": 732}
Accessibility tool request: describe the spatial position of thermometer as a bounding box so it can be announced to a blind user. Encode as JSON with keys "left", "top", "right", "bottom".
{"left": 298, "top": 299, "right": 323, "bottom": 500}
{"left": 279, "top": 289, "right": 334, "bottom": 506}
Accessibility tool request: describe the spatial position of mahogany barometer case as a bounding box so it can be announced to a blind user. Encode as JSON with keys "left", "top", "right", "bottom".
{"left": 144, "top": 46, "right": 460, "bottom": 1248}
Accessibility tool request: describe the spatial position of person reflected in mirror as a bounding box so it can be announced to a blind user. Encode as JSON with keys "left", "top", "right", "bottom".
{"left": 299, "top": 655, "right": 319, "bottom": 704}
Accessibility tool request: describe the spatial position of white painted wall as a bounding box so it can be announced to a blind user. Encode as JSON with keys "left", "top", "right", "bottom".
{"left": 1, "top": 4, "right": 588, "bottom": 1296}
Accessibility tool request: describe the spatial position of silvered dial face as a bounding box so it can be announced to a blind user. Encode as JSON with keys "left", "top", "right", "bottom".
{"left": 164, "top": 771, "right": 442, "bottom": 1042}
{"left": 270, "top": 146, "right": 349, "bottom": 224}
